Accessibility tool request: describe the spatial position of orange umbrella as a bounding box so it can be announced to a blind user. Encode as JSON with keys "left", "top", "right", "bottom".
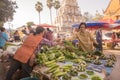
{"left": 37, "top": 23, "right": 56, "bottom": 28}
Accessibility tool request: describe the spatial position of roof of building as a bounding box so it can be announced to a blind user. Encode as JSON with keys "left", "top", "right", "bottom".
{"left": 103, "top": 0, "right": 120, "bottom": 20}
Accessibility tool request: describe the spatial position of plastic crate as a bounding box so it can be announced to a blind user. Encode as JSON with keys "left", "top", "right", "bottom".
{"left": 20, "top": 77, "right": 39, "bottom": 80}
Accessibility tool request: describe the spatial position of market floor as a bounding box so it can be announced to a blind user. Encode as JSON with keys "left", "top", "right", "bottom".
{"left": 103, "top": 49, "right": 120, "bottom": 80}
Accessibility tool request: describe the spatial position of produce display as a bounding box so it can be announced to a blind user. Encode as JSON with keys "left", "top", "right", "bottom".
{"left": 86, "top": 70, "right": 94, "bottom": 75}
{"left": 91, "top": 76, "right": 102, "bottom": 80}
{"left": 79, "top": 74, "right": 88, "bottom": 79}
{"left": 69, "top": 69, "right": 78, "bottom": 76}
{"left": 99, "top": 54, "right": 107, "bottom": 60}
{"left": 32, "top": 41, "right": 116, "bottom": 80}
{"left": 104, "top": 59, "right": 114, "bottom": 67}
{"left": 94, "top": 59, "right": 102, "bottom": 65}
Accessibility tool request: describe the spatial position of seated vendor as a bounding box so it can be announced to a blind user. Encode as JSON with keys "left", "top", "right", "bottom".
{"left": 73, "top": 22, "right": 97, "bottom": 52}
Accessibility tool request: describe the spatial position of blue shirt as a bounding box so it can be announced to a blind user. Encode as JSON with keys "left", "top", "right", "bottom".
{"left": 0, "top": 32, "right": 8, "bottom": 47}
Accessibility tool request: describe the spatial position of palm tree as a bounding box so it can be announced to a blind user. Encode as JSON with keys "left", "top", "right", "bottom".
{"left": 35, "top": 1, "right": 43, "bottom": 24}
{"left": 46, "top": 0, "right": 53, "bottom": 24}
{"left": 54, "top": 0, "right": 60, "bottom": 15}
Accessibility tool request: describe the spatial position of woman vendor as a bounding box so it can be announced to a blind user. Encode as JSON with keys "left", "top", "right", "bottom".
{"left": 75, "top": 22, "right": 97, "bottom": 52}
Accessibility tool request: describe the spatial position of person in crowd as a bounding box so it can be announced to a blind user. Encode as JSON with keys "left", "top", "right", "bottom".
{"left": 74, "top": 22, "right": 97, "bottom": 52}
{"left": 13, "top": 30, "right": 21, "bottom": 42}
{"left": 116, "top": 31, "right": 120, "bottom": 39}
{"left": 95, "top": 27, "right": 103, "bottom": 51}
{"left": 44, "top": 28, "right": 53, "bottom": 41}
{"left": 111, "top": 32, "right": 118, "bottom": 49}
{"left": 55, "top": 35, "right": 62, "bottom": 45}
{"left": 21, "top": 28, "right": 29, "bottom": 42}
{"left": 5, "top": 26, "right": 54, "bottom": 80}
{"left": 27, "top": 25, "right": 34, "bottom": 34}
{"left": 22, "top": 27, "right": 28, "bottom": 35}
{"left": 0, "top": 27, "right": 9, "bottom": 50}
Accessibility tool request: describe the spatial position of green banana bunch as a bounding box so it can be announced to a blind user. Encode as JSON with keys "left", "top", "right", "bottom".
{"left": 76, "top": 63, "right": 86, "bottom": 72}
{"left": 79, "top": 60, "right": 87, "bottom": 67}
{"left": 72, "top": 59, "right": 83, "bottom": 63}
{"left": 37, "top": 53, "right": 48, "bottom": 65}
{"left": 70, "top": 52, "right": 78, "bottom": 58}
{"left": 46, "top": 65, "right": 59, "bottom": 73}
{"left": 56, "top": 56, "right": 65, "bottom": 62}
{"left": 69, "top": 69, "right": 78, "bottom": 76}
{"left": 44, "top": 60, "right": 56, "bottom": 67}
{"left": 52, "top": 71, "right": 67, "bottom": 79}
{"left": 47, "top": 53, "right": 56, "bottom": 61}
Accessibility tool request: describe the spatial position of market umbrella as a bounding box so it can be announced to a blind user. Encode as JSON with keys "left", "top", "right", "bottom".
{"left": 72, "top": 21, "right": 108, "bottom": 29}
{"left": 114, "top": 20, "right": 120, "bottom": 24}
{"left": 86, "top": 21, "right": 108, "bottom": 27}
{"left": 37, "top": 23, "right": 56, "bottom": 28}
{"left": 109, "top": 23, "right": 120, "bottom": 29}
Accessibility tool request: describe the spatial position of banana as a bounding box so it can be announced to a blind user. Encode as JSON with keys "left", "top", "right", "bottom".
{"left": 62, "top": 65, "right": 72, "bottom": 69}
{"left": 41, "top": 53, "right": 48, "bottom": 61}
{"left": 53, "top": 68, "right": 60, "bottom": 74}
{"left": 56, "top": 56, "right": 65, "bottom": 62}
{"left": 62, "top": 68, "right": 70, "bottom": 72}
{"left": 53, "top": 72, "right": 67, "bottom": 77}
{"left": 47, "top": 65, "right": 59, "bottom": 73}
{"left": 44, "top": 60, "right": 56, "bottom": 65}
{"left": 46, "top": 63, "right": 56, "bottom": 67}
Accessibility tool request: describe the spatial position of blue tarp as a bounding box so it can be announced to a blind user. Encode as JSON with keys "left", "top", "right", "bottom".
{"left": 72, "top": 21, "right": 108, "bottom": 28}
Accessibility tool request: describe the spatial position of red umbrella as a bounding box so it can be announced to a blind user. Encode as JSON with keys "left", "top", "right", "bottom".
{"left": 37, "top": 23, "right": 56, "bottom": 28}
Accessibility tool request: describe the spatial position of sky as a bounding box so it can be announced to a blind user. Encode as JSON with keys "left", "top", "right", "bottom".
{"left": 4, "top": 0, "right": 111, "bottom": 29}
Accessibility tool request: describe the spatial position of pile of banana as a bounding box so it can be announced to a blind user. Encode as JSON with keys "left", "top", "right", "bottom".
{"left": 36, "top": 53, "right": 48, "bottom": 65}
{"left": 104, "top": 59, "right": 114, "bottom": 67}
{"left": 74, "top": 60, "right": 87, "bottom": 72}
{"left": 34, "top": 44, "right": 115, "bottom": 80}
{"left": 104, "top": 54, "right": 116, "bottom": 67}
{"left": 44, "top": 60, "right": 73, "bottom": 80}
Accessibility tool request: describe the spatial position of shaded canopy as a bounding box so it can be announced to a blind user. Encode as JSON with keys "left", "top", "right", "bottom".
{"left": 72, "top": 21, "right": 108, "bottom": 29}
{"left": 37, "top": 23, "right": 56, "bottom": 28}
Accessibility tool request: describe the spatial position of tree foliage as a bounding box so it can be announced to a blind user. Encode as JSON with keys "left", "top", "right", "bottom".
{"left": 82, "top": 12, "right": 93, "bottom": 21}
{"left": 26, "top": 21, "right": 35, "bottom": 27}
{"left": 35, "top": 1, "right": 43, "bottom": 13}
{"left": 0, "top": 0, "right": 18, "bottom": 23}
{"left": 47, "top": 0, "right": 53, "bottom": 9}
{"left": 54, "top": 0, "right": 60, "bottom": 10}
{"left": 93, "top": 11, "right": 103, "bottom": 21}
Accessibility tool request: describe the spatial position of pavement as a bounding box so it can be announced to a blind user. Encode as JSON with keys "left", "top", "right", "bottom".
{"left": 103, "top": 49, "right": 120, "bottom": 55}
{"left": 103, "top": 49, "right": 120, "bottom": 80}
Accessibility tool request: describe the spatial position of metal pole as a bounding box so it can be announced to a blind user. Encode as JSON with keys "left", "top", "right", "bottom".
{"left": 50, "top": 9, "right": 52, "bottom": 24}
{"left": 39, "top": 12, "right": 40, "bottom": 24}
{"left": 8, "top": 22, "right": 11, "bottom": 37}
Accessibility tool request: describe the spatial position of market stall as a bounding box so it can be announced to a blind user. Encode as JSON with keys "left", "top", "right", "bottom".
{"left": 31, "top": 41, "right": 115, "bottom": 80}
